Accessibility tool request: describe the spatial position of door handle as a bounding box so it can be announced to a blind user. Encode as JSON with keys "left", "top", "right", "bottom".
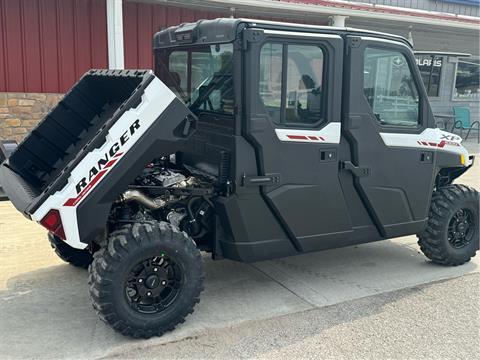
{"left": 319, "top": 149, "right": 337, "bottom": 162}
{"left": 341, "top": 161, "right": 370, "bottom": 177}
{"left": 420, "top": 151, "right": 433, "bottom": 164}
{"left": 242, "top": 173, "right": 281, "bottom": 187}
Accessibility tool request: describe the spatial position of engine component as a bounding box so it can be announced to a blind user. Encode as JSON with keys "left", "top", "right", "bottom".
{"left": 119, "top": 190, "right": 166, "bottom": 210}
{"left": 166, "top": 210, "right": 187, "bottom": 229}
{"left": 121, "top": 164, "right": 203, "bottom": 211}
{"left": 137, "top": 165, "right": 198, "bottom": 189}
{"left": 156, "top": 170, "right": 186, "bottom": 187}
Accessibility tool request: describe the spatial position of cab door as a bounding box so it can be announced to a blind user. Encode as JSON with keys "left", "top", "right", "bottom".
{"left": 343, "top": 36, "right": 436, "bottom": 238}
{"left": 244, "top": 29, "right": 353, "bottom": 252}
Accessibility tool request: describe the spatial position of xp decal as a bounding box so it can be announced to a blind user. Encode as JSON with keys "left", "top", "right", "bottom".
{"left": 416, "top": 140, "right": 460, "bottom": 148}
{"left": 380, "top": 128, "right": 471, "bottom": 164}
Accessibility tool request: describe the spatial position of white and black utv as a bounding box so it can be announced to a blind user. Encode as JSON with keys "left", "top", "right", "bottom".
{"left": 0, "top": 18, "right": 478, "bottom": 338}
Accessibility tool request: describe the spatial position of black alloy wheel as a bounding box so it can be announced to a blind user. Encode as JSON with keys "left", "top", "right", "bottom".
{"left": 125, "top": 254, "right": 183, "bottom": 314}
{"left": 448, "top": 208, "right": 475, "bottom": 249}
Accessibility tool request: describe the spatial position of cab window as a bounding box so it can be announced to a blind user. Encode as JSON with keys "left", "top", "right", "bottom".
{"left": 156, "top": 44, "right": 234, "bottom": 115}
{"left": 259, "top": 42, "right": 325, "bottom": 126}
{"left": 363, "top": 47, "right": 420, "bottom": 127}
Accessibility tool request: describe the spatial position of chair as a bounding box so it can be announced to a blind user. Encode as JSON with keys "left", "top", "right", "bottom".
{"left": 0, "top": 139, "right": 18, "bottom": 201}
{"left": 0, "top": 139, "right": 18, "bottom": 163}
{"left": 451, "top": 106, "right": 479, "bottom": 143}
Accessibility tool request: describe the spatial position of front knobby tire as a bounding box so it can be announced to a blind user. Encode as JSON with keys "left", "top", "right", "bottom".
{"left": 88, "top": 222, "right": 204, "bottom": 339}
{"left": 48, "top": 232, "right": 93, "bottom": 269}
{"left": 418, "top": 184, "right": 479, "bottom": 266}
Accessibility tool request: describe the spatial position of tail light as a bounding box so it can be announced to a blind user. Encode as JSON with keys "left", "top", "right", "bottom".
{"left": 40, "top": 209, "right": 66, "bottom": 240}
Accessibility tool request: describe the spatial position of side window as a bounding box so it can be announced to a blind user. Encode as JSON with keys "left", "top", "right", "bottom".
{"left": 363, "top": 47, "right": 420, "bottom": 127}
{"left": 168, "top": 51, "right": 188, "bottom": 98}
{"left": 259, "top": 42, "right": 325, "bottom": 126}
{"left": 260, "top": 43, "right": 283, "bottom": 121}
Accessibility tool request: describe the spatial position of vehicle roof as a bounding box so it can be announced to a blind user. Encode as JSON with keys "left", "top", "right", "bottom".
{"left": 153, "top": 17, "right": 412, "bottom": 50}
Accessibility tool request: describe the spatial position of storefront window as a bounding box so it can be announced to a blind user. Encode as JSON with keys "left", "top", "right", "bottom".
{"left": 415, "top": 55, "right": 443, "bottom": 97}
{"left": 454, "top": 58, "right": 480, "bottom": 100}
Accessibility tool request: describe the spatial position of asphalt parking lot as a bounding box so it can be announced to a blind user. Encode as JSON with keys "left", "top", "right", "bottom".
{"left": 0, "top": 139, "right": 479, "bottom": 359}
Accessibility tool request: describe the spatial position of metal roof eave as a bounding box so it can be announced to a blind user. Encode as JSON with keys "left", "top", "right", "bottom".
{"left": 140, "top": 0, "right": 480, "bottom": 30}
{"left": 414, "top": 51, "right": 472, "bottom": 57}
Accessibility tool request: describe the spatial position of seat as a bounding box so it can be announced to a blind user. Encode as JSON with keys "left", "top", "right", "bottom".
{"left": 0, "top": 139, "right": 18, "bottom": 164}
{"left": 0, "top": 139, "right": 18, "bottom": 201}
{"left": 451, "top": 106, "right": 479, "bottom": 143}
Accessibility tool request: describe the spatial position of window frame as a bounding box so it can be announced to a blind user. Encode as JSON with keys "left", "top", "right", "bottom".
{"left": 452, "top": 57, "right": 480, "bottom": 102}
{"left": 156, "top": 43, "right": 236, "bottom": 116}
{"left": 258, "top": 40, "right": 329, "bottom": 129}
{"left": 415, "top": 54, "right": 443, "bottom": 98}
{"left": 362, "top": 44, "right": 424, "bottom": 131}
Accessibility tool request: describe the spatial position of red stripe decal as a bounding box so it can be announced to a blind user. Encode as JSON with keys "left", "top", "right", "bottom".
{"left": 105, "top": 158, "right": 119, "bottom": 168}
{"left": 428, "top": 142, "right": 437, "bottom": 147}
{"left": 63, "top": 169, "right": 108, "bottom": 207}
{"left": 63, "top": 152, "right": 124, "bottom": 207}
{"left": 287, "top": 135, "right": 308, "bottom": 140}
{"left": 287, "top": 135, "right": 325, "bottom": 141}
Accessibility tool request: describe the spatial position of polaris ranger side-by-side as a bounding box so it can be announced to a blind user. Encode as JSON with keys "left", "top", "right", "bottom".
{"left": 0, "top": 18, "right": 478, "bottom": 338}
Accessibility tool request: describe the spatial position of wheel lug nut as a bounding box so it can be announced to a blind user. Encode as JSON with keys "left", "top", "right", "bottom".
{"left": 161, "top": 280, "right": 167, "bottom": 286}
{"left": 153, "top": 268, "right": 158, "bottom": 272}
{"left": 138, "top": 279, "right": 143, "bottom": 283}
{"left": 147, "top": 291, "right": 152, "bottom": 296}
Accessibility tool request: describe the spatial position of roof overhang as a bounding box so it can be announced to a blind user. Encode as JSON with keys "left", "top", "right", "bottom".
{"left": 414, "top": 51, "right": 472, "bottom": 57}
{"left": 135, "top": 0, "right": 480, "bottom": 30}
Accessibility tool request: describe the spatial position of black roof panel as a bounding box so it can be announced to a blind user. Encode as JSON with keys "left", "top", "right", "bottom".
{"left": 153, "top": 17, "right": 412, "bottom": 49}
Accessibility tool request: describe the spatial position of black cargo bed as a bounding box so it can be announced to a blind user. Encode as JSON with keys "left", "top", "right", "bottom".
{"left": 1, "top": 69, "right": 155, "bottom": 214}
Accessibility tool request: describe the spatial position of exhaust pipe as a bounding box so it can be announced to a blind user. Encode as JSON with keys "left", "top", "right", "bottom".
{"left": 119, "top": 190, "right": 166, "bottom": 210}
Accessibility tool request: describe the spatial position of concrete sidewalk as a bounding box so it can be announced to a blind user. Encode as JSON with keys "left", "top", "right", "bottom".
{"left": 109, "top": 273, "right": 480, "bottom": 360}
{"left": 0, "top": 155, "right": 478, "bottom": 359}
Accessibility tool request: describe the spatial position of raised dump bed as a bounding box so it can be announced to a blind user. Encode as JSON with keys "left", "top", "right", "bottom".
{"left": 0, "top": 69, "right": 155, "bottom": 213}
{"left": 9, "top": 70, "right": 152, "bottom": 191}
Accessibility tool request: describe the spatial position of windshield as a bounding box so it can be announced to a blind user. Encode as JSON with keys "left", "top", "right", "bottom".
{"left": 155, "top": 43, "right": 234, "bottom": 115}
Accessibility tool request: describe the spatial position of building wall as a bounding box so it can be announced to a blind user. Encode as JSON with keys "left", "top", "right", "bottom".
{"left": 0, "top": 0, "right": 108, "bottom": 94}
{"left": 428, "top": 58, "right": 479, "bottom": 127}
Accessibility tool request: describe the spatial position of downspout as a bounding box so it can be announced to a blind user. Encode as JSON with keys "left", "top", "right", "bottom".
{"left": 106, "top": 0, "right": 125, "bottom": 69}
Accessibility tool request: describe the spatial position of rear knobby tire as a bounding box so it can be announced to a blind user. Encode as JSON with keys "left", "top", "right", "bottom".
{"left": 88, "top": 222, "right": 204, "bottom": 339}
{"left": 418, "top": 184, "right": 479, "bottom": 266}
{"left": 48, "top": 232, "right": 93, "bottom": 269}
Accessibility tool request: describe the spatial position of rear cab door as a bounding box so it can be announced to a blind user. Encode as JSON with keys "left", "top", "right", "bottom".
{"left": 243, "top": 27, "right": 354, "bottom": 252}
{"left": 343, "top": 35, "right": 437, "bottom": 238}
